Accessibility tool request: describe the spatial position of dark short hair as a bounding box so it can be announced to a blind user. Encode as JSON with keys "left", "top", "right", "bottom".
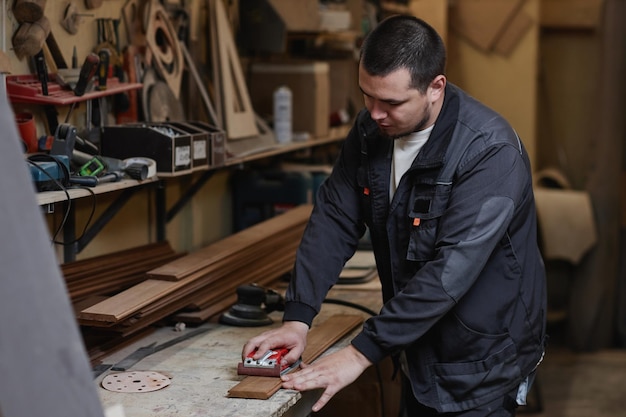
{"left": 360, "top": 15, "right": 446, "bottom": 93}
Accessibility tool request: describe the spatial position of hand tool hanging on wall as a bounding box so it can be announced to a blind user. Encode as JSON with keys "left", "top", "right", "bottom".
{"left": 11, "top": 0, "right": 50, "bottom": 60}
{"left": 97, "top": 48, "right": 110, "bottom": 90}
{"left": 95, "top": 18, "right": 130, "bottom": 114}
{"left": 12, "top": 15, "right": 50, "bottom": 59}
{"left": 61, "top": 2, "right": 94, "bottom": 35}
{"left": 12, "top": 0, "right": 46, "bottom": 23}
{"left": 63, "top": 52, "right": 100, "bottom": 133}
{"left": 115, "top": 44, "right": 140, "bottom": 123}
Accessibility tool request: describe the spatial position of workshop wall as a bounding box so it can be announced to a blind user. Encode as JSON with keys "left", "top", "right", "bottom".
{"left": 4, "top": 1, "right": 231, "bottom": 260}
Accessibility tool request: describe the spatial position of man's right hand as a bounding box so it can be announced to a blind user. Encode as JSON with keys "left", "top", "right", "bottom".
{"left": 242, "top": 321, "right": 309, "bottom": 366}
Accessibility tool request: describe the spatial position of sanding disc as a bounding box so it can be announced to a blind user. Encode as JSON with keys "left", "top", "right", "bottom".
{"left": 101, "top": 371, "right": 171, "bottom": 393}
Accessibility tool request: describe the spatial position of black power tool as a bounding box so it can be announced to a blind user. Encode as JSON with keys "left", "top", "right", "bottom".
{"left": 219, "top": 284, "right": 284, "bottom": 327}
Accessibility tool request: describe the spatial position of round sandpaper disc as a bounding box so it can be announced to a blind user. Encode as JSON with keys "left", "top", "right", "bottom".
{"left": 101, "top": 371, "right": 171, "bottom": 393}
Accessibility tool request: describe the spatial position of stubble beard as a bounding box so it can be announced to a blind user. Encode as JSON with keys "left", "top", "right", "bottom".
{"left": 380, "top": 109, "right": 431, "bottom": 140}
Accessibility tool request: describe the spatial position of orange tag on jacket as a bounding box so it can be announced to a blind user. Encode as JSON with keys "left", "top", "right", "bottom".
{"left": 413, "top": 218, "right": 421, "bottom": 226}
{"left": 363, "top": 187, "right": 370, "bottom": 196}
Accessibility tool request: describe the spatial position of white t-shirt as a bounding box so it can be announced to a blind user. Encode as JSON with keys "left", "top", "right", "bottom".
{"left": 390, "top": 125, "right": 434, "bottom": 200}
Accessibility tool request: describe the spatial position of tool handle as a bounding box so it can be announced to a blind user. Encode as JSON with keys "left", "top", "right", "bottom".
{"left": 74, "top": 53, "right": 100, "bottom": 97}
{"left": 69, "top": 175, "right": 98, "bottom": 187}
{"left": 97, "top": 49, "right": 110, "bottom": 90}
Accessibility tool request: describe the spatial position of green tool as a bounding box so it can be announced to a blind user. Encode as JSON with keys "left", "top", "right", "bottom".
{"left": 78, "top": 157, "right": 105, "bottom": 176}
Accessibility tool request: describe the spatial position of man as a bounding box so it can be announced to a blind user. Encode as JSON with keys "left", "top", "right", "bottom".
{"left": 243, "top": 15, "right": 547, "bottom": 416}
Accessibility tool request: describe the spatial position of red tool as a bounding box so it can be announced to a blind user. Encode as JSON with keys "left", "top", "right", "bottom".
{"left": 74, "top": 52, "right": 100, "bottom": 97}
{"left": 237, "top": 348, "right": 301, "bottom": 377}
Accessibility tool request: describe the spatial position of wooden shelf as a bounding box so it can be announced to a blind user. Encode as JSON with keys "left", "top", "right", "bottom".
{"left": 157, "top": 124, "right": 350, "bottom": 178}
{"left": 224, "top": 125, "right": 349, "bottom": 166}
{"left": 36, "top": 177, "right": 159, "bottom": 206}
{"left": 6, "top": 74, "right": 142, "bottom": 105}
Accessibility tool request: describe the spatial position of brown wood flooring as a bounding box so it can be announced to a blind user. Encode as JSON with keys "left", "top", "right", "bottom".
{"left": 520, "top": 342, "right": 626, "bottom": 416}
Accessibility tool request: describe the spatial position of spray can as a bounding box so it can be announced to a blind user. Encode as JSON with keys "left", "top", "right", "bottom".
{"left": 273, "top": 85, "right": 292, "bottom": 144}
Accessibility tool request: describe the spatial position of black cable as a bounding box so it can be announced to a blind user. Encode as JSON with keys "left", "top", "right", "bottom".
{"left": 52, "top": 185, "right": 97, "bottom": 246}
{"left": 323, "top": 297, "right": 378, "bottom": 317}
{"left": 322, "top": 297, "right": 386, "bottom": 417}
{"left": 26, "top": 159, "right": 72, "bottom": 244}
{"left": 26, "top": 158, "right": 98, "bottom": 247}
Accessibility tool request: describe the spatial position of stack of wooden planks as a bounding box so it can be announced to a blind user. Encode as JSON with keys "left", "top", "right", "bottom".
{"left": 76, "top": 205, "right": 313, "bottom": 337}
{"left": 62, "top": 241, "right": 182, "bottom": 302}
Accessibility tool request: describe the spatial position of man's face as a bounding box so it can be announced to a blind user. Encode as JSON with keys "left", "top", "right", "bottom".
{"left": 359, "top": 65, "right": 444, "bottom": 139}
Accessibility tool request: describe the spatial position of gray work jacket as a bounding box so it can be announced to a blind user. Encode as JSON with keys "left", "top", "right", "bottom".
{"left": 284, "top": 83, "right": 547, "bottom": 412}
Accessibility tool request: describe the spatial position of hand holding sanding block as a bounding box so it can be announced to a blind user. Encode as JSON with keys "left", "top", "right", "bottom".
{"left": 237, "top": 348, "right": 301, "bottom": 377}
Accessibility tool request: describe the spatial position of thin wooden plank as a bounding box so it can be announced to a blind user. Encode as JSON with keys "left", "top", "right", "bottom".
{"left": 147, "top": 204, "right": 312, "bottom": 280}
{"left": 79, "top": 208, "right": 309, "bottom": 324}
{"left": 227, "top": 314, "right": 364, "bottom": 399}
{"left": 78, "top": 279, "right": 178, "bottom": 323}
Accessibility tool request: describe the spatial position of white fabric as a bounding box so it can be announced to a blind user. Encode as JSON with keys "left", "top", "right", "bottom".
{"left": 390, "top": 125, "right": 434, "bottom": 200}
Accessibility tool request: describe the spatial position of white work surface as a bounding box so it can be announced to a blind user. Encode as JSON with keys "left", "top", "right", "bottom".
{"left": 96, "top": 280, "right": 382, "bottom": 417}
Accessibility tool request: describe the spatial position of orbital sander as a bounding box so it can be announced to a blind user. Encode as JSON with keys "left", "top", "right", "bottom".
{"left": 219, "top": 284, "right": 285, "bottom": 327}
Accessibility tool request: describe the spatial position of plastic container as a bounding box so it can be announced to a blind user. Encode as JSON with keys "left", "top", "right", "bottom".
{"left": 273, "top": 85, "right": 292, "bottom": 144}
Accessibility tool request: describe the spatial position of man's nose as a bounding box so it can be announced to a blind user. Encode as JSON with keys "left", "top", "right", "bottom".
{"left": 369, "top": 102, "right": 387, "bottom": 121}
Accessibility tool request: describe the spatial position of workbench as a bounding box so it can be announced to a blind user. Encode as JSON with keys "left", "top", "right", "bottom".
{"left": 96, "top": 279, "right": 384, "bottom": 417}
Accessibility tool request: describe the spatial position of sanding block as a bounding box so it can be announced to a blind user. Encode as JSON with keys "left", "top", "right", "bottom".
{"left": 237, "top": 348, "right": 301, "bottom": 377}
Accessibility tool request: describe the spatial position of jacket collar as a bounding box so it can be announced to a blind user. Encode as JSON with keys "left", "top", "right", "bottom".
{"left": 411, "top": 83, "right": 460, "bottom": 170}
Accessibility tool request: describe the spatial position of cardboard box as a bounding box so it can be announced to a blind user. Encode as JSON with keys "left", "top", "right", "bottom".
{"left": 266, "top": 0, "right": 320, "bottom": 31}
{"left": 166, "top": 122, "right": 210, "bottom": 171}
{"left": 187, "top": 121, "right": 226, "bottom": 167}
{"left": 248, "top": 61, "right": 330, "bottom": 138}
{"left": 101, "top": 124, "right": 193, "bottom": 175}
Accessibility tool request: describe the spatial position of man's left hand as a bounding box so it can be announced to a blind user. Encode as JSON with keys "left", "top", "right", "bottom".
{"left": 280, "top": 345, "right": 372, "bottom": 412}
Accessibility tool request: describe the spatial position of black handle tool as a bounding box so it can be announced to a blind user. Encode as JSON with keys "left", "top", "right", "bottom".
{"left": 64, "top": 53, "right": 101, "bottom": 124}
{"left": 74, "top": 52, "right": 100, "bottom": 97}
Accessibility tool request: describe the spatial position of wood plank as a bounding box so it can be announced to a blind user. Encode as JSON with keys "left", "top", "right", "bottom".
{"left": 148, "top": 226, "right": 303, "bottom": 283}
{"left": 227, "top": 314, "right": 364, "bottom": 399}
{"left": 78, "top": 279, "right": 177, "bottom": 323}
{"left": 78, "top": 208, "right": 309, "bottom": 326}
{"left": 147, "top": 204, "right": 311, "bottom": 280}
{"left": 540, "top": 0, "right": 604, "bottom": 28}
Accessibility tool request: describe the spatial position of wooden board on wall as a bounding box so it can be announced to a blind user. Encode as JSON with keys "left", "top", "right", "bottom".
{"left": 540, "top": 0, "right": 604, "bottom": 29}
{"left": 449, "top": 0, "right": 526, "bottom": 52}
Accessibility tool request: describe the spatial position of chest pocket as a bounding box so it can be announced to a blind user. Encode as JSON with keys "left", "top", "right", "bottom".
{"left": 406, "top": 180, "right": 452, "bottom": 261}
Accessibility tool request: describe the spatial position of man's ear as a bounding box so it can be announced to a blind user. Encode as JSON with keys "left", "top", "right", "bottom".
{"left": 429, "top": 75, "right": 446, "bottom": 100}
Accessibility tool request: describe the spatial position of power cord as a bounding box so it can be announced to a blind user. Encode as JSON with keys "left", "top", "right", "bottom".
{"left": 26, "top": 158, "right": 97, "bottom": 247}
{"left": 52, "top": 185, "right": 96, "bottom": 246}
